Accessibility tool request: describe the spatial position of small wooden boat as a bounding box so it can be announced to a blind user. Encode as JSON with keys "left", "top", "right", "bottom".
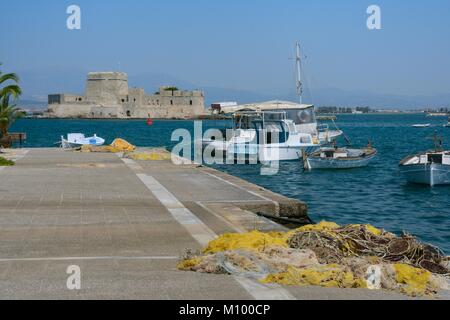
{"left": 302, "top": 145, "right": 377, "bottom": 170}
{"left": 61, "top": 133, "right": 105, "bottom": 149}
{"left": 399, "top": 134, "right": 450, "bottom": 186}
{"left": 412, "top": 124, "right": 431, "bottom": 128}
{"left": 400, "top": 151, "right": 450, "bottom": 186}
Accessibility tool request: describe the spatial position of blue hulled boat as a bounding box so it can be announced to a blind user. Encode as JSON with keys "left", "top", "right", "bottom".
{"left": 400, "top": 152, "right": 450, "bottom": 186}
{"left": 399, "top": 134, "right": 450, "bottom": 186}
{"left": 303, "top": 146, "right": 377, "bottom": 170}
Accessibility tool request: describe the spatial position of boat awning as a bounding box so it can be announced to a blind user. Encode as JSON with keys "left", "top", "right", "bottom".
{"left": 220, "top": 100, "right": 314, "bottom": 114}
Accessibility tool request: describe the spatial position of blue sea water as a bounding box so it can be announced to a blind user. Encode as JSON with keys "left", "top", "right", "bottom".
{"left": 10, "top": 114, "right": 450, "bottom": 253}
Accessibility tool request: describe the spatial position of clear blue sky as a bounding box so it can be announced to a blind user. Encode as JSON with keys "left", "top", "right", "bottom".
{"left": 2, "top": 0, "right": 450, "bottom": 100}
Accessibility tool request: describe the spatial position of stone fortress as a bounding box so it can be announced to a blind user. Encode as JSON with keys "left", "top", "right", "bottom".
{"left": 47, "top": 72, "right": 205, "bottom": 119}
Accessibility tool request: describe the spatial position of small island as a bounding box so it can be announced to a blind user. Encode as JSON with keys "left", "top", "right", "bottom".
{"left": 46, "top": 71, "right": 205, "bottom": 119}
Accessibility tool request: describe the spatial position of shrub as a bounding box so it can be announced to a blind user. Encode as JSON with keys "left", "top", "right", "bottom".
{"left": 0, "top": 156, "right": 14, "bottom": 166}
{"left": 163, "top": 86, "right": 179, "bottom": 91}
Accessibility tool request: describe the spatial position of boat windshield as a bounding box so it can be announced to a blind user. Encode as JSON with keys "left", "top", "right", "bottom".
{"left": 253, "top": 121, "right": 288, "bottom": 144}
{"left": 233, "top": 111, "right": 286, "bottom": 129}
{"left": 283, "top": 107, "right": 316, "bottom": 125}
{"left": 233, "top": 113, "right": 260, "bottom": 129}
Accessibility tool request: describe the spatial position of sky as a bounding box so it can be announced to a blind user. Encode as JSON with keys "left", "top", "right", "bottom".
{"left": 1, "top": 0, "right": 450, "bottom": 106}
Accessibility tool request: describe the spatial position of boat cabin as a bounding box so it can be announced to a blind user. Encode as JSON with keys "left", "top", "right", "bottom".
{"left": 403, "top": 152, "right": 450, "bottom": 165}
{"left": 319, "top": 148, "right": 348, "bottom": 159}
{"left": 232, "top": 110, "right": 313, "bottom": 145}
{"left": 425, "top": 152, "right": 450, "bottom": 165}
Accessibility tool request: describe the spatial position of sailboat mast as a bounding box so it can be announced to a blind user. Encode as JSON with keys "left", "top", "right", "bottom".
{"left": 295, "top": 42, "right": 303, "bottom": 104}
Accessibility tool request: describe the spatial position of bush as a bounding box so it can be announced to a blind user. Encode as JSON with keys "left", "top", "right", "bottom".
{"left": 0, "top": 156, "right": 14, "bottom": 166}
{"left": 163, "top": 86, "right": 179, "bottom": 91}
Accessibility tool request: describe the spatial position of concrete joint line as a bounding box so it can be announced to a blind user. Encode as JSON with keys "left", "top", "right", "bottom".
{"left": 199, "top": 200, "right": 270, "bottom": 204}
{"left": 200, "top": 169, "right": 280, "bottom": 214}
{"left": 0, "top": 256, "right": 179, "bottom": 263}
{"left": 136, "top": 173, "right": 216, "bottom": 245}
{"left": 120, "top": 156, "right": 295, "bottom": 300}
{"left": 0, "top": 150, "right": 29, "bottom": 171}
{"left": 196, "top": 201, "right": 248, "bottom": 234}
{"left": 14, "top": 149, "right": 30, "bottom": 161}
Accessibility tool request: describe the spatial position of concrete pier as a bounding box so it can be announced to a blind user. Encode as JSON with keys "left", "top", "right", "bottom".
{"left": 0, "top": 148, "right": 424, "bottom": 299}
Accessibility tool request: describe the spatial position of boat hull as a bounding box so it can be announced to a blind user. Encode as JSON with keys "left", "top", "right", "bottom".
{"left": 61, "top": 135, "right": 105, "bottom": 149}
{"left": 203, "top": 140, "right": 318, "bottom": 162}
{"left": 307, "top": 151, "right": 377, "bottom": 169}
{"left": 400, "top": 163, "right": 450, "bottom": 186}
{"left": 61, "top": 140, "right": 84, "bottom": 149}
{"left": 255, "top": 145, "right": 318, "bottom": 162}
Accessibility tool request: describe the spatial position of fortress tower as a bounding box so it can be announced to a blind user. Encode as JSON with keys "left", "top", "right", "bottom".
{"left": 85, "top": 72, "right": 129, "bottom": 105}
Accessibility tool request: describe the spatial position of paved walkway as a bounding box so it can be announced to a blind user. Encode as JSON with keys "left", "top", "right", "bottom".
{"left": 0, "top": 148, "right": 423, "bottom": 299}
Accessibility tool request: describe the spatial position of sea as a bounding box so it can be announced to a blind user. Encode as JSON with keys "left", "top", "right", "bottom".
{"left": 9, "top": 113, "right": 450, "bottom": 253}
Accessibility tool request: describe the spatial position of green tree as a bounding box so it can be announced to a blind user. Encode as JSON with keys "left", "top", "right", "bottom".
{"left": 0, "top": 63, "right": 24, "bottom": 143}
{"left": 0, "top": 93, "right": 26, "bottom": 138}
{"left": 0, "top": 63, "right": 22, "bottom": 99}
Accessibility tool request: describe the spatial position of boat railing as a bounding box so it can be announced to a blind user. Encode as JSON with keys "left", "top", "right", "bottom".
{"left": 317, "top": 124, "right": 329, "bottom": 132}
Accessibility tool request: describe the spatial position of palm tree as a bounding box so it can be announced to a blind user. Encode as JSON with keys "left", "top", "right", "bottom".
{"left": 0, "top": 63, "right": 24, "bottom": 147}
{"left": 0, "top": 63, "right": 22, "bottom": 99}
{"left": 0, "top": 93, "right": 26, "bottom": 139}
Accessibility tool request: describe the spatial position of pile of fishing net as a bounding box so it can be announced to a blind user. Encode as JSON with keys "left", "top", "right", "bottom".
{"left": 123, "top": 148, "right": 172, "bottom": 161}
{"left": 110, "top": 138, "right": 136, "bottom": 152}
{"left": 287, "top": 222, "right": 449, "bottom": 274}
{"left": 178, "top": 222, "right": 449, "bottom": 296}
{"left": 78, "top": 138, "right": 136, "bottom": 153}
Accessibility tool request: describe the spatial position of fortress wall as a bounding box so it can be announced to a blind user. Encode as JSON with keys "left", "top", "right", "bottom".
{"left": 48, "top": 103, "right": 204, "bottom": 119}
{"left": 127, "top": 88, "right": 145, "bottom": 106}
{"left": 47, "top": 103, "right": 95, "bottom": 118}
{"left": 90, "top": 106, "right": 120, "bottom": 118}
{"left": 61, "top": 94, "right": 84, "bottom": 103}
{"left": 48, "top": 94, "right": 84, "bottom": 105}
{"left": 85, "top": 72, "right": 129, "bottom": 104}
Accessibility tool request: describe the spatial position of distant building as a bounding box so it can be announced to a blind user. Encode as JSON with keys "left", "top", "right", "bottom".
{"left": 46, "top": 72, "right": 205, "bottom": 119}
{"left": 210, "top": 102, "right": 238, "bottom": 114}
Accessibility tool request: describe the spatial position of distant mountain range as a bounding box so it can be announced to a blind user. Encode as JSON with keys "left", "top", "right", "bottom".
{"left": 14, "top": 69, "right": 450, "bottom": 110}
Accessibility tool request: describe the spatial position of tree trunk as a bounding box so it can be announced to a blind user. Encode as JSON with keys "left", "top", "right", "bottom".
{"left": 0, "top": 134, "right": 12, "bottom": 148}
{"left": 0, "top": 126, "right": 8, "bottom": 138}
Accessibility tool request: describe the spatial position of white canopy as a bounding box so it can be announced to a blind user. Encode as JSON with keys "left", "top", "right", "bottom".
{"left": 220, "top": 100, "right": 314, "bottom": 114}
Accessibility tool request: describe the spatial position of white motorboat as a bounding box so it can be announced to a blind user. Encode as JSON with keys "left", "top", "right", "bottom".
{"left": 202, "top": 42, "right": 343, "bottom": 162}
{"left": 61, "top": 133, "right": 105, "bottom": 149}
{"left": 400, "top": 151, "right": 450, "bottom": 186}
{"left": 399, "top": 135, "right": 450, "bottom": 186}
{"left": 204, "top": 110, "right": 321, "bottom": 162}
{"left": 412, "top": 124, "right": 431, "bottom": 128}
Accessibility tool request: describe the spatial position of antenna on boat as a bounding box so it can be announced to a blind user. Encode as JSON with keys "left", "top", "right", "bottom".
{"left": 295, "top": 42, "right": 303, "bottom": 104}
{"left": 431, "top": 130, "right": 443, "bottom": 152}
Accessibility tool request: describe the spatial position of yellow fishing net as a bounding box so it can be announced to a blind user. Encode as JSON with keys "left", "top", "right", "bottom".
{"left": 126, "top": 149, "right": 172, "bottom": 161}
{"left": 178, "top": 221, "right": 449, "bottom": 297}
{"left": 204, "top": 231, "right": 288, "bottom": 254}
{"left": 110, "top": 138, "right": 136, "bottom": 152}
{"left": 261, "top": 264, "right": 367, "bottom": 289}
{"left": 393, "top": 263, "right": 433, "bottom": 296}
{"left": 78, "top": 138, "right": 136, "bottom": 153}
